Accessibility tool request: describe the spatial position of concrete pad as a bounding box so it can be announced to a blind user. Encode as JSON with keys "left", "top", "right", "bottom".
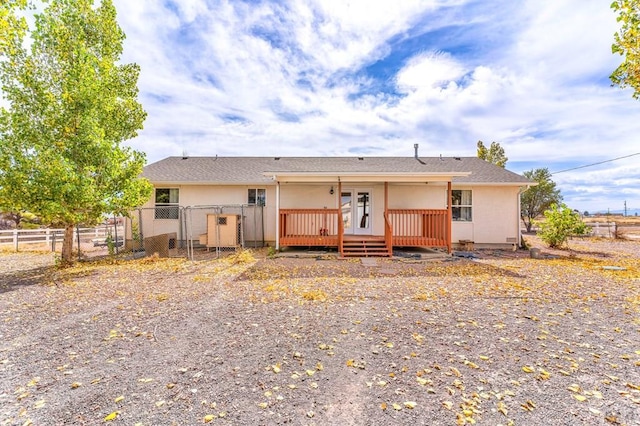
{"left": 361, "top": 258, "right": 379, "bottom": 267}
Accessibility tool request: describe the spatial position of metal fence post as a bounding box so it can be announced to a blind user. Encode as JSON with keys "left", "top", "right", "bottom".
{"left": 113, "top": 215, "right": 119, "bottom": 255}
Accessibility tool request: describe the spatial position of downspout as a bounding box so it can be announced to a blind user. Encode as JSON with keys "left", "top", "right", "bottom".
{"left": 275, "top": 181, "right": 280, "bottom": 250}
{"left": 517, "top": 185, "right": 530, "bottom": 248}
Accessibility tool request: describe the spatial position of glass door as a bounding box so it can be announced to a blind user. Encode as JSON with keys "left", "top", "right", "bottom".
{"left": 341, "top": 189, "right": 372, "bottom": 235}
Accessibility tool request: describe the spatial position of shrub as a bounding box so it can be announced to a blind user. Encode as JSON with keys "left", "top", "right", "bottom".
{"left": 536, "top": 204, "right": 590, "bottom": 248}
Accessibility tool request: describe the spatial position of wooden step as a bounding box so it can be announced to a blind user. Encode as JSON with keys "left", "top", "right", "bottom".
{"left": 341, "top": 238, "right": 390, "bottom": 257}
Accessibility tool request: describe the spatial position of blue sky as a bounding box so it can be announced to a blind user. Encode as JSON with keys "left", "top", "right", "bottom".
{"left": 109, "top": 0, "right": 639, "bottom": 214}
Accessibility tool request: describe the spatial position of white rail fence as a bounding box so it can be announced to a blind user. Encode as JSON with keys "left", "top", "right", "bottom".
{"left": 0, "top": 225, "right": 125, "bottom": 252}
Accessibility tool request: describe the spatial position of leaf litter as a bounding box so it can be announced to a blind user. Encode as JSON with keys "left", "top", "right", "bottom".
{"left": 0, "top": 237, "right": 639, "bottom": 425}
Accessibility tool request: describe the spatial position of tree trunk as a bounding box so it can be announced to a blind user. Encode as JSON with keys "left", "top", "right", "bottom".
{"left": 61, "top": 224, "right": 75, "bottom": 266}
{"left": 522, "top": 216, "right": 533, "bottom": 233}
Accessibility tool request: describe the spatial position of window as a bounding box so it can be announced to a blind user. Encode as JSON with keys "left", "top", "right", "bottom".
{"left": 248, "top": 188, "right": 266, "bottom": 205}
{"left": 452, "top": 190, "right": 472, "bottom": 221}
{"left": 155, "top": 188, "right": 179, "bottom": 219}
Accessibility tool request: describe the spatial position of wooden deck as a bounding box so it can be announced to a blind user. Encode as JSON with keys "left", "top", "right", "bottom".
{"left": 279, "top": 208, "right": 450, "bottom": 256}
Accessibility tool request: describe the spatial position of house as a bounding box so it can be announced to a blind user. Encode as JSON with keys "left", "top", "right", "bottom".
{"left": 140, "top": 150, "right": 533, "bottom": 256}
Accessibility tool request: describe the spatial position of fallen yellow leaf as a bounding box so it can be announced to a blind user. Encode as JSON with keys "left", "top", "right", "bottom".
{"left": 114, "top": 396, "right": 124, "bottom": 403}
{"left": 104, "top": 411, "right": 119, "bottom": 421}
{"left": 416, "top": 377, "right": 429, "bottom": 386}
{"left": 204, "top": 414, "right": 215, "bottom": 422}
{"left": 497, "top": 401, "right": 508, "bottom": 416}
{"left": 567, "top": 384, "right": 581, "bottom": 393}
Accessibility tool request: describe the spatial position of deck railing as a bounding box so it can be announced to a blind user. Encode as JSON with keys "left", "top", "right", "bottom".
{"left": 278, "top": 208, "right": 449, "bottom": 249}
{"left": 387, "top": 209, "right": 448, "bottom": 247}
{"left": 279, "top": 209, "right": 340, "bottom": 246}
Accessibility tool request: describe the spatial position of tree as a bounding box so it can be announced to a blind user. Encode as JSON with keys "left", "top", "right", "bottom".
{"left": 477, "top": 141, "right": 508, "bottom": 168}
{"left": 520, "top": 168, "right": 563, "bottom": 232}
{"left": 536, "top": 204, "right": 590, "bottom": 248}
{"left": 0, "top": 211, "right": 41, "bottom": 229}
{"left": 0, "top": 0, "right": 152, "bottom": 265}
{"left": 611, "top": 0, "right": 640, "bottom": 98}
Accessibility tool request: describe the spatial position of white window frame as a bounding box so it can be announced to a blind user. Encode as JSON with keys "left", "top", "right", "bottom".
{"left": 248, "top": 188, "right": 266, "bottom": 206}
{"left": 155, "top": 188, "right": 179, "bottom": 219}
{"left": 452, "top": 189, "right": 472, "bottom": 222}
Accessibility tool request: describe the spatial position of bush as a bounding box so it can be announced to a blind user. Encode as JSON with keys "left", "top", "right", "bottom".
{"left": 536, "top": 204, "right": 590, "bottom": 248}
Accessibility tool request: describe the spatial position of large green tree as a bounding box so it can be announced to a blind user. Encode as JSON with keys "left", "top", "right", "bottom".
{"left": 477, "top": 140, "right": 508, "bottom": 168}
{"left": 611, "top": 0, "right": 640, "bottom": 98}
{"left": 0, "top": 0, "right": 152, "bottom": 264}
{"left": 520, "top": 168, "right": 563, "bottom": 232}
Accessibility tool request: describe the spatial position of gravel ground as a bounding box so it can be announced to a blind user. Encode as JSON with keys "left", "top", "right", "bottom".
{"left": 0, "top": 237, "right": 639, "bottom": 426}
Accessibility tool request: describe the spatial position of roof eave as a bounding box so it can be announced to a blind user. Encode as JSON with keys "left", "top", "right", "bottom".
{"left": 264, "top": 171, "right": 471, "bottom": 183}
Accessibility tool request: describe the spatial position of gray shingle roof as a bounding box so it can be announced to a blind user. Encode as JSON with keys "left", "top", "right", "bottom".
{"left": 142, "top": 156, "right": 532, "bottom": 185}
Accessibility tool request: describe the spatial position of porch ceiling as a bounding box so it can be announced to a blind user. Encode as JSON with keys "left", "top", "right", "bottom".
{"left": 264, "top": 171, "right": 470, "bottom": 183}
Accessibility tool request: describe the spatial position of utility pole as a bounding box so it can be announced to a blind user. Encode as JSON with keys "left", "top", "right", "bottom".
{"left": 624, "top": 200, "right": 627, "bottom": 217}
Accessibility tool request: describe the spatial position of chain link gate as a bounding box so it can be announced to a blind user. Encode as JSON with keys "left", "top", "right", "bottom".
{"left": 184, "top": 205, "right": 264, "bottom": 260}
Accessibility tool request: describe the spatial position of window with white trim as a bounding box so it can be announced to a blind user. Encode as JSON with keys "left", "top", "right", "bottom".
{"left": 452, "top": 190, "right": 472, "bottom": 222}
{"left": 248, "top": 188, "right": 266, "bottom": 206}
{"left": 155, "top": 188, "right": 179, "bottom": 219}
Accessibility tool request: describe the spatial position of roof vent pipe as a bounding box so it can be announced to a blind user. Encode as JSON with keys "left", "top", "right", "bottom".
{"left": 414, "top": 143, "right": 419, "bottom": 159}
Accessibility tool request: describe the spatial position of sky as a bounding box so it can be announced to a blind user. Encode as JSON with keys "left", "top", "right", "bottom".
{"left": 85, "top": 1, "right": 640, "bottom": 213}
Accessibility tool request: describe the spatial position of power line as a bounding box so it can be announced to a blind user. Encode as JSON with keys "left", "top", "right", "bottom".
{"left": 551, "top": 152, "right": 640, "bottom": 174}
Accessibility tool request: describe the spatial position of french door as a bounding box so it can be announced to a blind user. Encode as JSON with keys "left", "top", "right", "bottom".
{"left": 341, "top": 189, "right": 372, "bottom": 235}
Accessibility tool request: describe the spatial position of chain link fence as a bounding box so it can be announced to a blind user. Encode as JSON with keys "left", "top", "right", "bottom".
{"left": 183, "top": 205, "right": 264, "bottom": 260}
{"left": 126, "top": 207, "right": 184, "bottom": 258}
{"left": 128, "top": 205, "right": 264, "bottom": 260}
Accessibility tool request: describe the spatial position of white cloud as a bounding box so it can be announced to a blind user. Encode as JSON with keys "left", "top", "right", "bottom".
{"left": 105, "top": 0, "right": 640, "bottom": 212}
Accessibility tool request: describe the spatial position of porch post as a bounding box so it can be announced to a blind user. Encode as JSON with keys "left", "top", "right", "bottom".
{"left": 447, "top": 181, "right": 452, "bottom": 253}
{"left": 384, "top": 181, "right": 391, "bottom": 256}
{"left": 275, "top": 181, "right": 280, "bottom": 250}
{"left": 338, "top": 179, "right": 343, "bottom": 256}
{"left": 384, "top": 181, "right": 388, "bottom": 213}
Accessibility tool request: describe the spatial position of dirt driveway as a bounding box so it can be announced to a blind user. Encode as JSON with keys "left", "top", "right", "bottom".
{"left": 1, "top": 238, "right": 639, "bottom": 425}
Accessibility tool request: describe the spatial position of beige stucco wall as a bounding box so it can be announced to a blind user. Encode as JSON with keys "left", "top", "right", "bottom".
{"left": 279, "top": 183, "right": 337, "bottom": 209}
{"left": 142, "top": 184, "right": 277, "bottom": 244}
{"left": 451, "top": 185, "right": 521, "bottom": 245}
{"left": 387, "top": 184, "right": 447, "bottom": 209}
{"left": 142, "top": 182, "right": 521, "bottom": 246}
